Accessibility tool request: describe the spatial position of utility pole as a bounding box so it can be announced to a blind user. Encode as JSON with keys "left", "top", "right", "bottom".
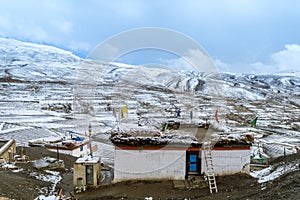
{"left": 56, "top": 144, "right": 59, "bottom": 161}
{"left": 89, "top": 123, "right": 93, "bottom": 157}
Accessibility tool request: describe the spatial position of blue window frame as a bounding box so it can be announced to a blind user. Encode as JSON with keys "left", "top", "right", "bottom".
{"left": 190, "top": 155, "right": 197, "bottom": 162}
{"left": 190, "top": 163, "right": 197, "bottom": 171}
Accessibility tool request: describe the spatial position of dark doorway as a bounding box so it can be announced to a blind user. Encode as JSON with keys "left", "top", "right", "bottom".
{"left": 86, "top": 165, "right": 94, "bottom": 185}
{"left": 186, "top": 151, "right": 201, "bottom": 177}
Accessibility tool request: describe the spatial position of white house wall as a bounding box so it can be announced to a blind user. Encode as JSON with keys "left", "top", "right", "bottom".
{"left": 114, "top": 149, "right": 186, "bottom": 182}
{"left": 114, "top": 147, "right": 251, "bottom": 182}
{"left": 48, "top": 144, "right": 89, "bottom": 157}
{"left": 71, "top": 144, "right": 89, "bottom": 157}
{"left": 201, "top": 149, "right": 251, "bottom": 175}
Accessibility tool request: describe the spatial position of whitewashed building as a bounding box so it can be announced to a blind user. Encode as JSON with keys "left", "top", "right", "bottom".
{"left": 29, "top": 136, "right": 90, "bottom": 157}
{"left": 46, "top": 141, "right": 90, "bottom": 157}
{"left": 110, "top": 127, "right": 252, "bottom": 182}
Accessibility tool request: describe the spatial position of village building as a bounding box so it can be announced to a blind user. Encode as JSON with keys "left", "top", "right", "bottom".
{"left": 0, "top": 139, "right": 16, "bottom": 163}
{"left": 46, "top": 140, "right": 90, "bottom": 158}
{"left": 110, "top": 125, "right": 253, "bottom": 183}
{"left": 73, "top": 155, "right": 102, "bottom": 192}
{"left": 29, "top": 135, "right": 90, "bottom": 157}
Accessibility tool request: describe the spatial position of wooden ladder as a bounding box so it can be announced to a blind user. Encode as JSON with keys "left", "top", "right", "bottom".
{"left": 203, "top": 141, "right": 218, "bottom": 194}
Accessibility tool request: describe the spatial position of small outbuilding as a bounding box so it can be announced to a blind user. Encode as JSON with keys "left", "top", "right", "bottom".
{"left": 73, "top": 155, "right": 102, "bottom": 192}
{"left": 29, "top": 135, "right": 90, "bottom": 157}
{"left": 110, "top": 125, "right": 253, "bottom": 183}
{"left": 0, "top": 139, "right": 16, "bottom": 163}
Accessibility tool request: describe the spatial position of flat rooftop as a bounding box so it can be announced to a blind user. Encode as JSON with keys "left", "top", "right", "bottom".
{"left": 109, "top": 125, "right": 253, "bottom": 147}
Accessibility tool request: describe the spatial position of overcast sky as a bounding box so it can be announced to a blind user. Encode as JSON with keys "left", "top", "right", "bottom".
{"left": 0, "top": 0, "right": 300, "bottom": 74}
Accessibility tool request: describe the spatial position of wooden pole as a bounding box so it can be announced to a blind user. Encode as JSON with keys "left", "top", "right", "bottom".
{"left": 56, "top": 144, "right": 59, "bottom": 161}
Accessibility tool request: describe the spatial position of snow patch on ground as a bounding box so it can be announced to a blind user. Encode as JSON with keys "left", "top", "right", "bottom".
{"left": 34, "top": 195, "right": 58, "bottom": 200}
{"left": 30, "top": 170, "right": 62, "bottom": 195}
{"left": 12, "top": 168, "right": 24, "bottom": 173}
{"left": 0, "top": 162, "right": 18, "bottom": 170}
{"left": 251, "top": 160, "right": 299, "bottom": 183}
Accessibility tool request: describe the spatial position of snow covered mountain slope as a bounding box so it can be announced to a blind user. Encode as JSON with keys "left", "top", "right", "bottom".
{"left": 0, "top": 37, "right": 299, "bottom": 160}
{"left": 0, "top": 38, "right": 81, "bottom": 82}
{"left": 1, "top": 37, "right": 299, "bottom": 99}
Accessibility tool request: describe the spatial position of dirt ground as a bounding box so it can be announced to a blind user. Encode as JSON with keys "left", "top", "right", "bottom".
{"left": 75, "top": 175, "right": 261, "bottom": 200}
{"left": 0, "top": 146, "right": 77, "bottom": 200}
{"left": 0, "top": 170, "right": 51, "bottom": 200}
{"left": 0, "top": 148, "right": 299, "bottom": 200}
{"left": 76, "top": 152, "right": 300, "bottom": 200}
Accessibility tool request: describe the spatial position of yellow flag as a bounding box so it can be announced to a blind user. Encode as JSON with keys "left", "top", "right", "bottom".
{"left": 120, "top": 105, "right": 128, "bottom": 119}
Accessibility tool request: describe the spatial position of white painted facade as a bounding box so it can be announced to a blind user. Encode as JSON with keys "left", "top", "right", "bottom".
{"left": 114, "top": 147, "right": 251, "bottom": 182}
{"left": 201, "top": 149, "right": 251, "bottom": 175}
{"left": 48, "top": 143, "right": 89, "bottom": 157}
{"left": 114, "top": 149, "right": 186, "bottom": 182}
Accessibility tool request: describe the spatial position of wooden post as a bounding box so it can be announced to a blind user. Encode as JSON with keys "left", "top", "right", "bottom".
{"left": 57, "top": 144, "right": 59, "bottom": 161}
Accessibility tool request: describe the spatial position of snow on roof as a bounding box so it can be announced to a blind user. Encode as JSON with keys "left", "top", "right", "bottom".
{"left": 76, "top": 155, "right": 101, "bottom": 164}
{"left": 109, "top": 123, "right": 161, "bottom": 137}
{"left": 28, "top": 136, "right": 63, "bottom": 144}
{"left": 109, "top": 123, "right": 201, "bottom": 146}
{"left": 111, "top": 133, "right": 198, "bottom": 146}
{"left": 0, "top": 139, "right": 15, "bottom": 155}
{"left": 28, "top": 134, "right": 88, "bottom": 151}
{"left": 212, "top": 133, "right": 254, "bottom": 146}
{"left": 110, "top": 126, "right": 253, "bottom": 147}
